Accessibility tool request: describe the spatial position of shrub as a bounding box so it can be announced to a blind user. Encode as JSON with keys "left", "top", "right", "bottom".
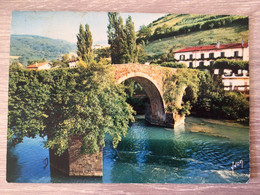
{"left": 213, "top": 59, "right": 249, "bottom": 74}
{"left": 160, "top": 62, "right": 187, "bottom": 68}
{"left": 220, "top": 92, "right": 249, "bottom": 120}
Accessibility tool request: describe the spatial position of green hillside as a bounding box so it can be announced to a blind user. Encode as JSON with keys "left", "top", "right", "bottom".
{"left": 138, "top": 14, "right": 249, "bottom": 57}
{"left": 10, "top": 35, "right": 76, "bottom": 66}
{"left": 145, "top": 25, "right": 248, "bottom": 56}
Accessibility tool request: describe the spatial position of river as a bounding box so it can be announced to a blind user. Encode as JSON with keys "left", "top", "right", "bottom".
{"left": 7, "top": 116, "right": 249, "bottom": 183}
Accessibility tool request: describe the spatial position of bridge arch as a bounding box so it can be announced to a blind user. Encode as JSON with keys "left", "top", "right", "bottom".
{"left": 113, "top": 64, "right": 184, "bottom": 128}
{"left": 117, "top": 72, "right": 167, "bottom": 124}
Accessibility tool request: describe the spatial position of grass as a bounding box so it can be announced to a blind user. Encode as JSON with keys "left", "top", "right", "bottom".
{"left": 144, "top": 24, "right": 249, "bottom": 56}
{"left": 149, "top": 14, "right": 187, "bottom": 32}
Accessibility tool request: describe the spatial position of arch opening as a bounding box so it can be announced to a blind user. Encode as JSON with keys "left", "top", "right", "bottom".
{"left": 119, "top": 75, "right": 167, "bottom": 126}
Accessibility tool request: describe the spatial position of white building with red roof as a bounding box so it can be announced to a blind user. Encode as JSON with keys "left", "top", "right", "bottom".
{"left": 68, "top": 59, "right": 78, "bottom": 68}
{"left": 174, "top": 42, "right": 249, "bottom": 68}
{"left": 26, "top": 62, "right": 51, "bottom": 70}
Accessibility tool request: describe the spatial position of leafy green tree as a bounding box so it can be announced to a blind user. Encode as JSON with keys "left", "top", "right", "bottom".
{"left": 8, "top": 62, "right": 135, "bottom": 155}
{"left": 61, "top": 53, "right": 70, "bottom": 63}
{"left": 8, "top": 63, "right": 51, "bottom": 144}
{"left": 190, "top": 72, "right": 224, "bottom": 116}
{"left": 108, "top": 12, "right": 120, "bottom": 64}
{"left": 221, "top": 92, "right": 249, "bottom": 120}
{"left": 138, "top": 25, "right": 152, "bottom": 39}
{"left": 27, "top": 58, "right": 46, "bottom": 66}
{"left": 77, "top": 24, "right": 93, "bottom": 63}
{"left": 125, "top": 16, "right": 137, "bottom": 63}
{"left": 108, "top": 12, "right": 132, "bottom": 64}
{"left": 136, "top": 44, "right": 147, "bottom": 64}
{"left": 117, "top": 16, "right": 128, "bottom": 63}
{"left": 190, "top": 72, "right": 249, "bottom": 122}
{"left": 94, "top": 47, "right": 111, "bottom": 62}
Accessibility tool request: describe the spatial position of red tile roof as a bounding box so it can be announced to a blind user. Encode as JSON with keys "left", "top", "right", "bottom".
{"left": 26, "top": 62, "right": 48, "bottom": 69}
{"left": 69, "top": 59, "right": 78, "bottom": 63}
{"left": 174, "top": 43, "right": 248, "bottom": 53}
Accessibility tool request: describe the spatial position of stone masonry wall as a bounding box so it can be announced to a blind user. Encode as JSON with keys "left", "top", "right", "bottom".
{"left": 113, "top": 64, "right": 176, "bottom": 91}
{"left": 113, "top": 64, "right": 185, "bottom": 128}
{"left": 68, "top": 136, "right": 102, "bottom": 177}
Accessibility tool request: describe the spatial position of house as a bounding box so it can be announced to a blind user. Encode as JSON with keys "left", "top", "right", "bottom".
{"left": 174, "top": 41, "right": 249, "bottom": 68}
{"left": 68, "top": 59, "right": 78, "bottom": 68}
{"left": 26, "top": 62, "right": 51, "bottom": 70}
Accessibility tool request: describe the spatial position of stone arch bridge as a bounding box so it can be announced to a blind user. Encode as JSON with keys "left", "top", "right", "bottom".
{"left": 51, "top": 64, "right": 188, "bottom": 177}
{"left": 112, "top": 64, "right": 185, "bottom": 128}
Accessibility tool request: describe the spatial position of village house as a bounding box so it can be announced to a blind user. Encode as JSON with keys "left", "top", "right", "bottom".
{"left": 68, "top": 59, "right": 78, "bottom": 68}
{"left": 174, "top": 41, "right": 249, "bottom": 68}
{"left": 26, "top": 62, "right": 51, "bottom": 70}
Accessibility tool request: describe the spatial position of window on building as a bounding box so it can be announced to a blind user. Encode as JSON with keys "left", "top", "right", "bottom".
{"left": 190, "top": 54, "right": 193, "bottom": 59}
{"left": 210, "top": 61, "right": 214, "bottom": 67}
{"left": 234, "top": 51, "right": 239, "bottom": 57}
{"left": 189, "top": 62, "right": 193, "bottom": 68}
{"left": 199, "top": 61, "right": 204, "bottom": 67}
{"left": 221, "top": 52, "right": 225, "bottom": 58}
{"left": 201, "top": 54, "right": 204, "bottom": 59}
{"left": 180, "top": 55, "right": 185, "bottom": 60}
{"left": 209, "top": 53, "right": 214, "bottom": 59}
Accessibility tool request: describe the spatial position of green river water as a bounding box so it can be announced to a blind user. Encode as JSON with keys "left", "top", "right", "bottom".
{"left": 7, "top": 116, "right": 249, "bottom": 183}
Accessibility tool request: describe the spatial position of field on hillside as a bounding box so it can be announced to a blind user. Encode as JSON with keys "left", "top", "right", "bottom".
{"left": 144, "top": 24, "right": 248, "bottom": 56}
{"left": 148, "top": 14, "right": 231, "bottom": 33}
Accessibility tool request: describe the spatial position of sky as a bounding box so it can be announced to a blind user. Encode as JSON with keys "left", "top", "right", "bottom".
{"left": 11, "top": 11, "right": 166, "bottom": 46}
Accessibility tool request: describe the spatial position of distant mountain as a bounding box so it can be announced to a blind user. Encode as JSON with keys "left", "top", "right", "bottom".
{"left": 137, "top": 14, "right": 249, "bottom": 57}
{"left": 10, "top": 35, "right": 76, "bottom": 66}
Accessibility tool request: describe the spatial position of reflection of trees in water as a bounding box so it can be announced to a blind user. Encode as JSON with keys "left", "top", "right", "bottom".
{"left": 110, "top": 122, "right": 150, "bottom": 183}
{"left": 109, "top": 119, "right": 189, "bottom": 183}
{"left": 6, "top": 145, "right": 21, "bottom": 182}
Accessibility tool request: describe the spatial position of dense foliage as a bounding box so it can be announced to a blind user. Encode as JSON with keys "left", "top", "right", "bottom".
{"left": 160, "top": 62, "right": 187, "bottom": 68}
{"left": 189, "top": 72, "right": 249, "bottom": 122}
{"left": 163, "top": 69, "right": 200, "bottom": 115}
{"left": 94, "top": 47, "right": 111, "bottom": 62}
{"left": 107, "top": 12, "right": 128, "bottom": 64}
{"left": 107, "top": 12, "right": 142, "bottom": 64}
{"left": 137, "top": 25, "right": 152, "bottom": 42}
{"left": 77, "top": 24, "right": 93, "bottom": 63}
{"left": 10, "top": 35, "right": 76, "bottom": 66}
{"left": 163, "top": 69, "right": 249, "bottom": 122}
{"left": 213, "top": 59, "right": 249, "bottom": 74}
{"left": 8, "top": 62, "right": 135, "bottom": 155}
{"left": 125, "top": 16, "right": 137, "bottom": 63}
